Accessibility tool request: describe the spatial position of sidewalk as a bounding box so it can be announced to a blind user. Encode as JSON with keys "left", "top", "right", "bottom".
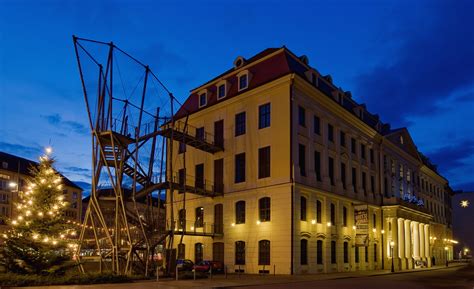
{"left": 20, "top": 263, "right": 468, "bottom": 289}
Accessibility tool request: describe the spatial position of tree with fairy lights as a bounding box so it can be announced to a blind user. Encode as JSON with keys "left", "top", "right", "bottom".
{"left": 0, "top": 148, "right": 78, "bottom": 275}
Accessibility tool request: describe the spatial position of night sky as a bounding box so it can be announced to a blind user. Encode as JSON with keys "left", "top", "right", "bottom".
{"left": 1, "top": 0, "right": 473, "bottom": 192}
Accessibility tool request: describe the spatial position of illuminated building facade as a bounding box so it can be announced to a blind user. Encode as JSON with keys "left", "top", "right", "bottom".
{"left": 166, "top": 47, "right": 454, "bottom": 274}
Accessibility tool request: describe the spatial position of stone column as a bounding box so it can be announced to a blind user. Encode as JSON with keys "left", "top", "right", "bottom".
{"left": 397, "top": 218, "right": 405, "bottom": 269}
{"left": 424, "top": 225, "right": 430, "bottom": 261}
{"left": 412, "top": 222, "right": 420, "bottom": 260}
{"left": 404, "top": 219, "right": 412, "bottom": 269}
{"left": 419, "top": 223, "right": 425, "bottom": 262}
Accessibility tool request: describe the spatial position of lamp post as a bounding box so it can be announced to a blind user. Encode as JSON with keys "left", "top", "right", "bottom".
{"left": 390, "top": 241, "right": 395, "bottom": 273}
{"left": 444, "top": 246, "right": 449, "bottom": 267}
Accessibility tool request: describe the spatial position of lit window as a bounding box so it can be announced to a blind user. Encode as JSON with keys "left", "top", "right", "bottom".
{"left": 259, "top": 197, "right": 271, "bottom": 222}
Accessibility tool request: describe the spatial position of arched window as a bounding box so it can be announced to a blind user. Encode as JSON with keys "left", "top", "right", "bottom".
{"left": 195, "top": 207, "right": 204, "bottom": 228}
{"left": 195, "top": 243, "right": 203, "bottom": 264}
{"left": 235, "top": 241, "right": 245, "bottom": 265}
{"left": 343, "top": 241, "right": 349, "bottom": 263}
{"left": 178, "top": 243, "right": 185, "bottom": 259}
{"left": 235, "top": 201, "right": 246, "bottom": 224}
{"left": 317, "top": 240, "right": 323, "bottom": 264}
{"left": 374, "top": 243, "right": 377, "bottom": 262}
{"left": 259, "top": 197, "right": 271, "bottom": 222}
{"left": 343, "top": 206, "right": 348, "bottom": 227}
{"left": 301, "top": 239, "right": 308, "bottom": 265}
{"left": 316, "top": 200, "right": 322, "bottom": 223}
{"left": 330, "top": 203, "right": 336, "bottom": 225}
{"left": 331, "top": 241, "right": 337, "bottom": 264}
{"left": 300, "top": 196, "right": 307, "bottom": 221}
{"left": 258, "top": 240, "right": 270, "bottom": 265}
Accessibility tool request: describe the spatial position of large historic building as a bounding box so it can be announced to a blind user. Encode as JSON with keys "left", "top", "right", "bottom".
{"left": 166, "top": 47, "right": 454, "bottom": 274}
{"left": 0, "top": 151, "right": 83, "bottom": 233}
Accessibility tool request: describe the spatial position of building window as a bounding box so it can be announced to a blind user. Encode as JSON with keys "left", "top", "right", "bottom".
{"left": 195, "top": 163, "right": 204, "bottom": 189}
{"left": 258, "top": 146, "right": 271, "bottom": 179}
{"left": 239, "top": 74, "right": 248, "bottom": 90}
{"left": 355, "top": 246, "right": 360, "bottom": 263}
{"left": 218, "top": 84, "right": 226, "bottom": 99}
{"left": 298, "top": 106, "right": 306, "bottom": 127}
{"left": 362, "top": 172, "right": 367, "bottom": 194}
{"left": 259, "top": 197, "right": 271, "bottom": 222}
{"left": 361, "top": 144, "right": 366, "bottom": 159}
{"left": 328, "top": 157, "right": 334, "bottom": 186}
{"left": 330, "top": 203, "right": 335, "bottom": 225}
{"left": 199, "top": 93, "right": 207, "bottom": 107}
{"left": 317, "top": 240, "right": 323, "bottom": 264}
{"left": 314, "top": 115, "right": 321, "bottom": 135}
{"left": 301, "top": 239, "right": 308, "bottom": 265}
{"left": 352, "top": 167, "right": 357, "bottom": 193}
{"left": 300, "top": 196, "right": 307, "bottom": 221}
{"left": 178, "top": 243, "right": 185, "bottom": 259}
{"left": 340, "top": 131, "right": 346, "bottom": 147}
{"left": 328, "top": 124, "right": 334, "bottom": 142}
{"left": 331, "top": 241, "right": 337, "bottom": 264}
{"left": 178, "top": 168, "right": 186, "bottom": 190}
{"left": 365, "top": 246, "right": 368, "bottom": 262}
{"left": 195, "top": 207, "right": 204, "bottom": 228}
{"left": 195, "top": 243, "right": 203, "bottom": 263}
{"left": 315, "top": 151, "right": 321, "bottom": 181}
{"left": 235, "top": 201, "right": 245, "bottom": 224}
{"left": 299, "top": 144, "right": 306, "bottom": 177}
{"left": 371, "top": 175, "right": 375, "bottom": 193}
{"left": 374, "top": 243, "right": 377, "bottom": 262}
{"left": 370, "top": 149, "right": 374, "bottom": 163}
{"left": 235, "top": 153, "right": 246, "bottom": 183}
{"left": 258, "top": 240, "right": 270, "bottom": 265}
{"left": 195, "top": 128, "right": 205, "bottom": 142}
{"left": 343, "top": 206, "right": 348, "bottom": 227}
{"left": 344, "top": 242, "right": 349, "bottom": 263}
{"left": 235, "top": 112, "right": 246, "bottom": 136}
{"left": 341, "top": 162, "right": 346, "bottom": 189}
{"left": 259, "top": 103, "right": 271, "bottom": 129}
{"left": 373, "top": 213, "right": 377, "bottom": 228}
{"left": 179, "top": 142, "right": 186, "bottom": 154}
{"left": 316, "top": 200, "right": 322, "bottom": 223}
{"left": 178, "top": 208, "right": 186, "bottom": 229}
{"left": 235, "top": 241, "right": 246, "bottom": 265}
{"left": 351, "top": 138, "right": 356, "bottom": 154}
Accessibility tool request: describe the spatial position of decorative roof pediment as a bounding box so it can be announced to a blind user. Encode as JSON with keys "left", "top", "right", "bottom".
{"left": 384, "top": 128, "right": 421, "bottom": 162}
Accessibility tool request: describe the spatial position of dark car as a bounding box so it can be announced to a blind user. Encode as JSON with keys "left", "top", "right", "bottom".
{"left": 176, "top": 259, "right": 194, "bottom": 271}
{"left": 193, "top": 260, "right": 224, "bottom": 273}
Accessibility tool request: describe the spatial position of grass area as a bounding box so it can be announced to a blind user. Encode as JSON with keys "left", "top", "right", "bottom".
{"left": 0, "top": 272, "right": 143, "bottom": 286}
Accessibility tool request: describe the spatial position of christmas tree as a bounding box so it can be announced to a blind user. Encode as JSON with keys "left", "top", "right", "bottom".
{"left": 0, "top": 149, "right": 77, "bottom": 275}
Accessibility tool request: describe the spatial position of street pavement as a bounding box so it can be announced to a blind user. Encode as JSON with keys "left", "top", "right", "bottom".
{"left": 19, "top": 263, "right": 473, "bottom": 289}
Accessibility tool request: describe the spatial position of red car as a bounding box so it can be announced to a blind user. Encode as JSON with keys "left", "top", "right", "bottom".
{"left": 193, "top": 260, "right": 224, "bottom": 273}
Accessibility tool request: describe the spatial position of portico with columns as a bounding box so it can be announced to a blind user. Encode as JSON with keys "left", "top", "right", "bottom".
{"left": 383, "top": 204, "right": 432, "bottom": 271}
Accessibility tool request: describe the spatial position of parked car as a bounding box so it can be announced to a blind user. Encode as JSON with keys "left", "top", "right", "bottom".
{"left": 176, "top": 259, "right": 194, "bottom": 271}
{"left": 193, "top": 260, "right": 224, "bottom": 273}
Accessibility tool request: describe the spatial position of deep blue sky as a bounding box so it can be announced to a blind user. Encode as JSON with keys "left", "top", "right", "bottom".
{"left": 0, "top": 0, "right": 473, "bottom": 192}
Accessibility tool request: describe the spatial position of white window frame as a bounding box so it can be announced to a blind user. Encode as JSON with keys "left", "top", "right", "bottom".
{"left": 198, "top": 89, "right": 208, "bottom": 108}
{"left": 237, "top": 70, "right": 250, "bottom": 92}
{"left": 216, "top": 80, "right": 228, "bottom": 100}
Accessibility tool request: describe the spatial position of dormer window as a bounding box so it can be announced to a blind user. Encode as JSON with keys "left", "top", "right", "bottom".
{"left": 218, "top": 84, "right": 226, "bottom": 99}
{"left": 239, "top": 74, "right": 248, "bottom": 91}
{"left": 216, "top": 79, "right": 228, "bottom": 100}
{"left": 198, "top": 91, "right": 207, "bottom": 108}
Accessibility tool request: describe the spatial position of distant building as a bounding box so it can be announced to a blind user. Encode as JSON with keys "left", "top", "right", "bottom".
{"left": 0, "top": 151, "right": 83, "bottom": 233}
{"left": 166, "top": 47, "right": 454, "bottom": 274}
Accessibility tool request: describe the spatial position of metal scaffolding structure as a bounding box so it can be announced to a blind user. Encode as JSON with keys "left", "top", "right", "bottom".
{"left": 72, "top": 36, "right": 223, "bottom": 276}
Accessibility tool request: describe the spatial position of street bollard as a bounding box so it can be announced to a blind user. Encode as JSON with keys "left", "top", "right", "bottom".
{"left": 194, "top": 268, "right": 196, "bottom": 280}
{"left": 225, "top": 265, "right": 227, "bottom": 279}
{"left": 274, "top": 264, "right": 276, "bottom": 276}
{"left": 210, "top": 267, "right": 212, "bottom": 280}
{"left": 156, "top": 266, "right": 159, "bottom": 282}
{"left": 176, "top": 266, "right": 178, "bottom": 281}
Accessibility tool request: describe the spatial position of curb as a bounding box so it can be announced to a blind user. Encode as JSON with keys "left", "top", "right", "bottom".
{"left": 210, "top": 263, "right": 469, "bottom": 289}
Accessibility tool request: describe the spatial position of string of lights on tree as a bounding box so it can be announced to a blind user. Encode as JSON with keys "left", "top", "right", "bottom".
{"left": 0, "top": 147, "right": 78, "bottom": 251}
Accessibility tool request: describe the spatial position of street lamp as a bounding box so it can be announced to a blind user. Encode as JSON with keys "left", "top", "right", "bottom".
{"left": 390, "top": 241, "right": 395, "bottom": 273}
{"left": 444, "top": 246, "right": 449, "bottom": 267}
